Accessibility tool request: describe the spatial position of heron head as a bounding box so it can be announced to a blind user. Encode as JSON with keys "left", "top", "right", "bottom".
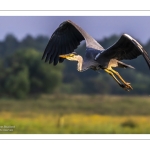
{"left": 59, "top": 52, "right": 78, "bottom": 61}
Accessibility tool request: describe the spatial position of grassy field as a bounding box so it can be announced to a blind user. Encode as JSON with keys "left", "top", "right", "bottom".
{"left": 0, "top": 94, "right": 150, "bottom": 133}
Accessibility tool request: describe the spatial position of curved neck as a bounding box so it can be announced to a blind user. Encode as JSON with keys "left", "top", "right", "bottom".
{"left": 77, "top": 55, "right": 83, "bottom": 72}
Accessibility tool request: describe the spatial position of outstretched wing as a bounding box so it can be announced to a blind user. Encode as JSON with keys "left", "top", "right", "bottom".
{"left": 95, "top": 34, "right": 150, "bottom": 69}
{"left": 42, "top": 20, "right": 104, "bottom": 65}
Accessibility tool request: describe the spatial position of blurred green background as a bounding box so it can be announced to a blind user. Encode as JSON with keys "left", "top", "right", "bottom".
{"left": 0, "top": 34, "right": 150, "bottom": 133}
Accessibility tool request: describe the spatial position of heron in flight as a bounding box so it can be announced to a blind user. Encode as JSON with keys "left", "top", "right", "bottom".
{"left": 42, "top": 20, "right": 150, "bottom": 91}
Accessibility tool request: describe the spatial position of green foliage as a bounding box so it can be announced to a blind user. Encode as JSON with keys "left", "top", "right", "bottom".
{"left": 0, "top": 48, "right": 63, "bottom": 98}
{"left": 4, "top": 66, "right": 30, "bottom": 99}
{"left": 0, "top": 34, "right": 150, "bottom": 96}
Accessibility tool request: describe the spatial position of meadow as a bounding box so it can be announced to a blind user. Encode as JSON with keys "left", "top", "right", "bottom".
{"left": 0, "top": 94, "right": 150, "bottom": 134}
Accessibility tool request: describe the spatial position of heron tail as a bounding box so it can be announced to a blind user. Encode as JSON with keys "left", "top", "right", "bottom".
{"left": 117, "top": 61, "right": 135, "bottom": 69}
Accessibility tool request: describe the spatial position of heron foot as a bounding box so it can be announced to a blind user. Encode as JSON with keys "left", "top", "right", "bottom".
{"left": 120, "top": 83, "right": 133, "bottom": 91}
{"left": 125, "top": 82, "right": 133, "bottom": 90}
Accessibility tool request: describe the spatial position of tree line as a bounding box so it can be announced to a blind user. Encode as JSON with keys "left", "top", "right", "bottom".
{"left": 0, "top": 34, "right": 150, "bottom": 98}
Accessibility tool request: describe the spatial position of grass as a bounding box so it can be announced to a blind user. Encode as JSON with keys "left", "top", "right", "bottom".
{"left": 0, "top": 94, "right": 150, "bottom": 133}
{"left": 1, "top": 112, "right": 150, "bottom": 133}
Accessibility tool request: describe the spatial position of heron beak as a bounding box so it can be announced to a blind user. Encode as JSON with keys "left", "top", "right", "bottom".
{"left": 59, "top": 53, "right": 76, "bottom": 61}
{"left": 59, "top": 54, "right": 73, "bottom": 59}
{"left": 59, "top": 54, "right": 68, "bottom": 58}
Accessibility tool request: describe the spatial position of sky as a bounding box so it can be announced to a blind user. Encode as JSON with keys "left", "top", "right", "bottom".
{"left": 0, "top": 16, "right": 150, "bottom": 44}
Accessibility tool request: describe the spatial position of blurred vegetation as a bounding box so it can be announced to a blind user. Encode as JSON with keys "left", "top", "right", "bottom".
{"left": 0, "top": 34, "right": 149, "bottom": 98}
{"left": 0, "top": 95, "right": 150, "bottom": 133}
{"left": 0, "top": 34, "right": 150, "bottom": 134}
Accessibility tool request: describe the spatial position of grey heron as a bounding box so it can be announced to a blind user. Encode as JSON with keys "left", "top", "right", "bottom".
{"left": 42, "top": 20, "right": 150, "bottom": 91}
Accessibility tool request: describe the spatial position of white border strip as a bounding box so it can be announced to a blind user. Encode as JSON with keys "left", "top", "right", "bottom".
{"left": 0, "top": 10, "right": 150, "bottom": 16}
{"left": 0, "top": 0, "right": 149, "bottom": 11}
{"left": 0, "top": 134, "right": 150, "bottom": 140}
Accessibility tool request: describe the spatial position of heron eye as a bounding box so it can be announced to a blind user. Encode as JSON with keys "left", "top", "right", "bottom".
{"left": 70, "top": 54, "right": 74, "bottom": 57}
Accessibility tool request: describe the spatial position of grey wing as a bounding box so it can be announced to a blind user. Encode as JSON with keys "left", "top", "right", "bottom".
{"left": 95, "top": 34, "right": 150, "bottom": 69}
{"left": 42, "top": 20, "right": 104, "bottom": 65}
{"left": 68, "top": 20, "right": 104, "bottom": 50}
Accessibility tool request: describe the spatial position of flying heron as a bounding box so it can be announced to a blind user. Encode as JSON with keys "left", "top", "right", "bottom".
{"left": 42, "top": 20, "right": 150, "bottom": 91}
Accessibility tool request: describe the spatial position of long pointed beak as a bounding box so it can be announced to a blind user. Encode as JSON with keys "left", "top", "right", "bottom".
{"left": 59, "top": 54, "right": 68, "bottom": 58}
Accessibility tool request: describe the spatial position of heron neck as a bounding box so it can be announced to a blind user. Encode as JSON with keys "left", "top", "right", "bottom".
{"left": 77, "top": 55, "right": 83, "bottom": 72}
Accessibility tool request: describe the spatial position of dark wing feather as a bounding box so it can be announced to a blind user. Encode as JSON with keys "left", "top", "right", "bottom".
{"left": 95, "top": 34, "right": 150, "bottom": 69}
{"left": 42, "top": 20, "right": 104, "bottom": 65}
{"left": 42, "top": 20, "right": 84, "bottom": 65}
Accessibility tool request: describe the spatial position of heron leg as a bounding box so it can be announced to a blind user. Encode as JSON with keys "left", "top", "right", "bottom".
{"left": 104, "top": 69, "right": 132, "bottom": 91}
{"left": 104, "top": 69, "right": 131, "bottom": 91}
{"left": 109, "top": 68, "right": 133, "bottom": 90}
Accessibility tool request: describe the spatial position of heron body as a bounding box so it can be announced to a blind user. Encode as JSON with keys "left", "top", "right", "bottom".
{"left": 81, "top": 47, "right": 101, "bottom": 71}
{"left": 42, "top": 20, "right": 150, "bottom": 91}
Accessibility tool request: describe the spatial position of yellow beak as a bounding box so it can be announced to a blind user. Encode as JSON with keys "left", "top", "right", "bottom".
{"left": 59, "top": 54, "right": 68, "bottom": 58}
